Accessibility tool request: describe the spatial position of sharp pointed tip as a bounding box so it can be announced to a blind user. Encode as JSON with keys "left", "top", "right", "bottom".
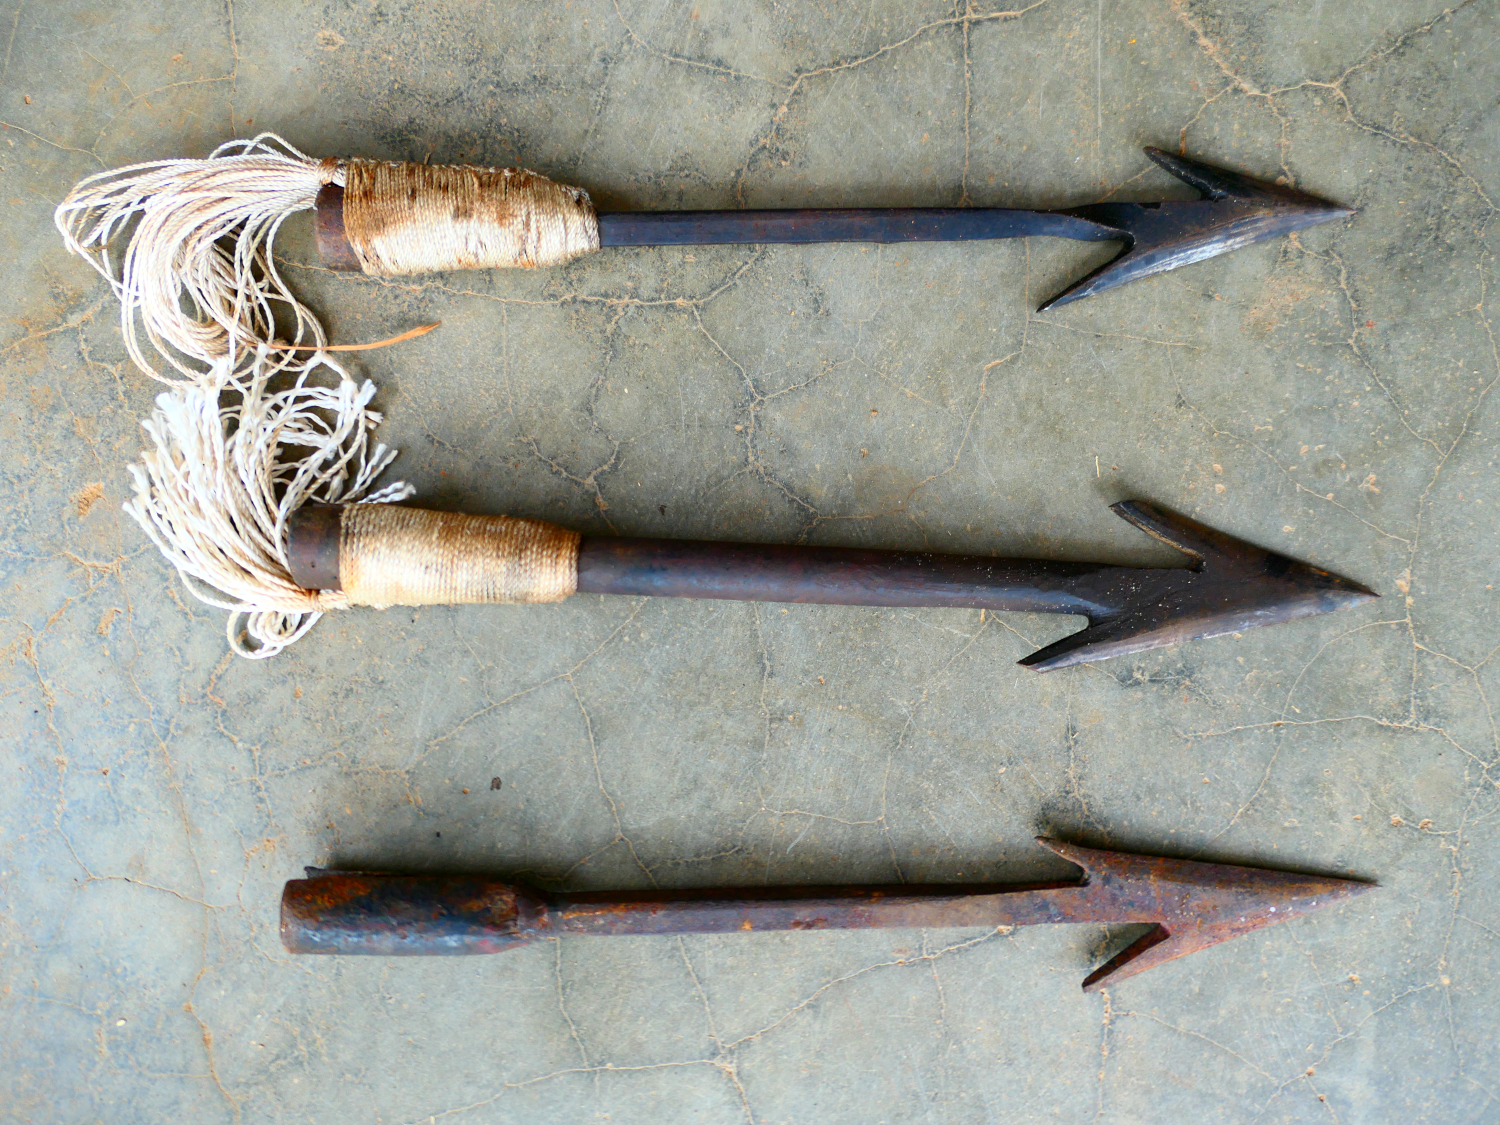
{"left": 1080, "top": 955, "right": 1149, "bottom": 993}
{"left": 1326, "top": 582, "right": 1380, "bottom": 614}
{"left": 1252, "top": 869, "right": 1379, "bottom": 927}
{"left": 1138, "top": 148, "right": 1354, "bottom": 217}
{"left": 1329, "top": 876, "right": 1379, "bottom": 902}
{"left": 1281, "top": 873, "right": 1378, "bottom": 921}
{"left": 1081, "top": 960, "right": 1126, "bottom": 992}
{"left": 1036, "top": 289, "right": 1083, "bottom": 312}
{"left": 1138, "top": 145, "right": 1189, "bottom": 172}
{"left": 1299, "top": 200, "right": 1357, "bottom": 227}
{"left": 1015, "top": 649, "right": 1075, "bottom": 674}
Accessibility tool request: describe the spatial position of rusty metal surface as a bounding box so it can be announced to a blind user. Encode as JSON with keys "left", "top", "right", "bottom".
{"left": 281, "top": 872, "right": 528, "bottom": 956}
{"left": 313, "top": 183, "right": 363, "bottom": 271}
{"left": 285, "top": 501, "right": 342, "bottom": 590}
{"left": 280, "top": 839, "right": 1374, "bottom": 990}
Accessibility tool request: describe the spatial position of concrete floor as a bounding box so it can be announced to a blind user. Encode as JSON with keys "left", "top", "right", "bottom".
{"left": 3, "top": 1, "right": 1498, "bottom": 1121}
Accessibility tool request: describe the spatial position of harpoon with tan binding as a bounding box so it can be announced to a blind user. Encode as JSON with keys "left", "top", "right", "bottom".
{"left": 286, "top": 498, "right": 1376, "bottom": 673}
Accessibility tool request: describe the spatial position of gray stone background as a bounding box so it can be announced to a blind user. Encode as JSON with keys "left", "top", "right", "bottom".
{"left": 1, "top": 0, "right": 1497, "bottom": 1121}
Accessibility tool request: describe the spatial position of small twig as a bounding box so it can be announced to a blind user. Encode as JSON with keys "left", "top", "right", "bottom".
{"left": 274, "top": 321, "right": 441, "bottom": 352}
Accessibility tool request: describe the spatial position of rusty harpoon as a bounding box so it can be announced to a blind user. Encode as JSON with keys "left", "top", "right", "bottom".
{"left": 280, "top": 838, "right": 1372, "bottom": 991}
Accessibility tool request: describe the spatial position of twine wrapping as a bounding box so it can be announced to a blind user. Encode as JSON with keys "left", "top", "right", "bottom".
{"left": 123, "top": 347, "right": 414, "bottom": 658}
{"left": 62, "top": 136, "right": 588, "bottom": 653}
{"left": 342, "top": 160, "right": 598, "bottom": 276}
{"left": 339, "top": 506, "right": 580, "bottom": 608}
{"left": 56, "top": 135, "right": 596, "bottom": 386}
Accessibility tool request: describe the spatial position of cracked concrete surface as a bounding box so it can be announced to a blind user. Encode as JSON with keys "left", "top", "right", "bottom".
{"left": 2, "top": 0, "right": 1498, "bottom": 1121}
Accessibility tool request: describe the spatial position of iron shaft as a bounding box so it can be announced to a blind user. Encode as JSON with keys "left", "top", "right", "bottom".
{"left": 574, "top": 537, "right": 1169, "bottom": 617}
{"left": 543, "top": 881, "right": 1134, "bottom": 936}
{"left": 595, "top": 208, "right": 1120, "bottom": 246}
{"left": 278, "top": 873, "right": 1149, "bottom": 957}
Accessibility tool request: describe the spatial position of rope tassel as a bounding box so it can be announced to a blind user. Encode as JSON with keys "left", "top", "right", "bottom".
{"left": 56, "top": 133, "right": 597, "bottom": 386}
{"left": 56, "top": 135, "right": 335, "bottom": 385}
{"left": 123, "top": 348, "right": 414, "bottom": 658}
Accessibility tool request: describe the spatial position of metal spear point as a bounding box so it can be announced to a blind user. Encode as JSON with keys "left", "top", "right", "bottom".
{"left": 287, "top": 499, "right": 1378, "bottom": 672}
{"left": 314, "top": 148, "right": 1354, "bottom": 308}
{"left": 280, "top": 839, "right": 1374, "bottom": 991}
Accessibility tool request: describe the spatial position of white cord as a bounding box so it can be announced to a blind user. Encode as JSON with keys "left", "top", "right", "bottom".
{"left": 123, "top": 347, "right": 414, "bottom": 658}
{"left": 55, "top": 133, "right": 341, "bottom": 388}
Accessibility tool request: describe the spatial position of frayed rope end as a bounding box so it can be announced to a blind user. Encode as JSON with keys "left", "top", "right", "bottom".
{"left": 54, "top": 133, "right": 339, "bottom": 389}
{"left": 122, "top": 349, "right": 414, "bottom": 659}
